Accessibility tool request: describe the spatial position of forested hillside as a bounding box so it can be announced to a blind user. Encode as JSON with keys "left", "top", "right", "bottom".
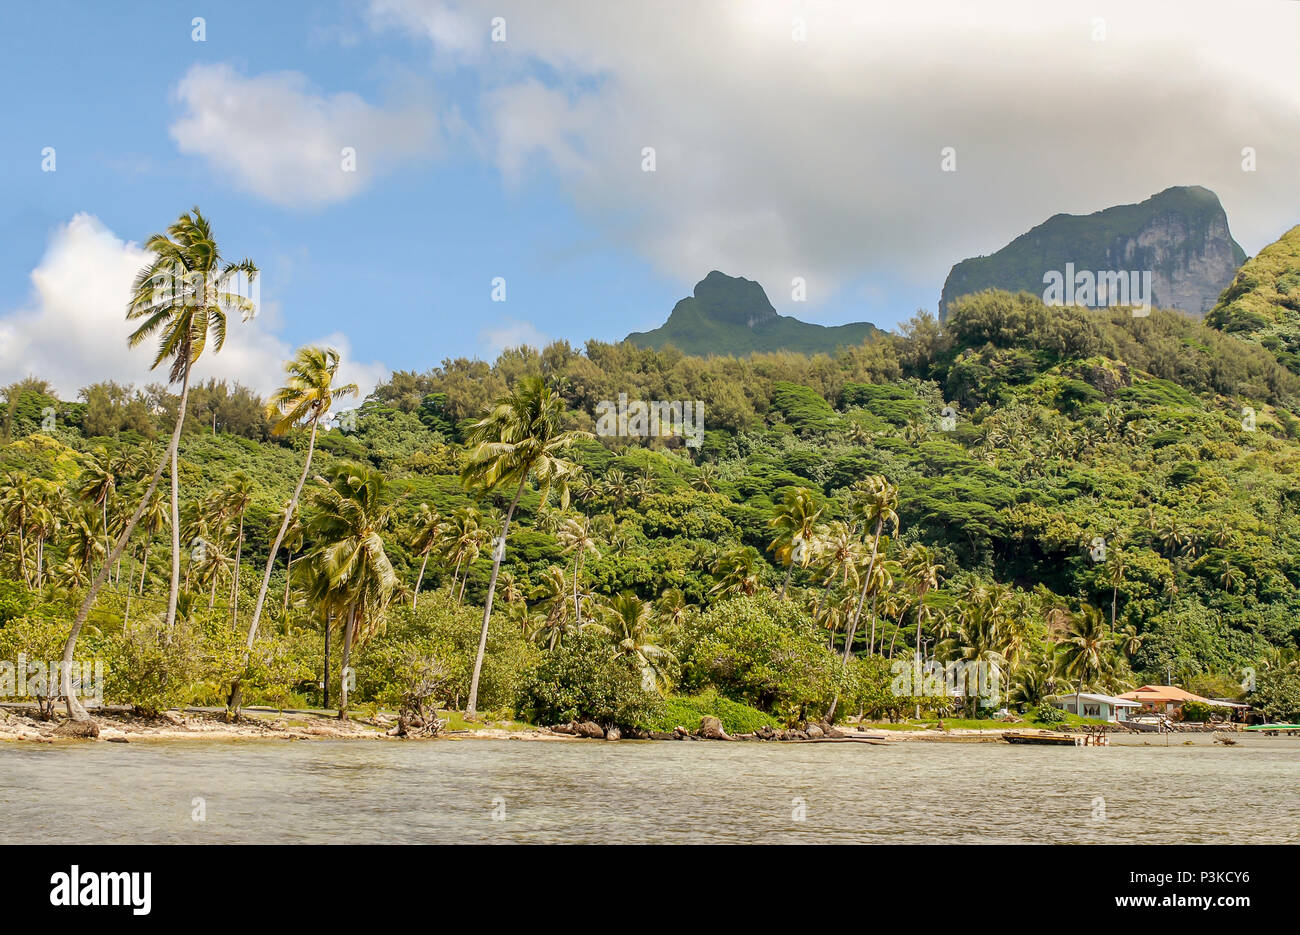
{"left": 5, "top": 280, "right": 1300, "bottom": 728}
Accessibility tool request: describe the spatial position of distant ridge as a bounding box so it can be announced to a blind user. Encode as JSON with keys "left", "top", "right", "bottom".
{"left": 625, "top": 271, "right": 881, "bottom": 355}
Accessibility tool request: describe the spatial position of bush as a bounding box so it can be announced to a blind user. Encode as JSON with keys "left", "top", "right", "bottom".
{"left": 103, "top": 620, "right": 202, "bottom": 717}
{"left": 1179, "top": 700, "right": 1216, "bottom": 723}
{"left": 521, "top": 633, "right": 663, "bottom": 730}
{"left": 680, "top": 592, "right": 842, "bottom": 724}
{"left": 1035, "top": 701, "right": 1066, "bottom": 724}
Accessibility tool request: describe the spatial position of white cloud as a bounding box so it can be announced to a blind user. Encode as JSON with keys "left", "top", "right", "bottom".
{"left": 169, "top": 64, "right": 437, "bottom": 208}
{"left": 372, "top": 0, "right": 1300, "bottom": 317}
{"left": 479, "top": 318, "right": 548, "bottom": 357}
{"left": 0, "top": 214, "right": 388, "bottom": 401}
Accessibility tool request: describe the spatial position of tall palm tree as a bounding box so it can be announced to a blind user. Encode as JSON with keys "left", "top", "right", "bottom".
{"left": 307, "top": 463, "right": 398, "bottom": 719}
{"left": 460, "top": 376, "right": 588, "bottom": 718}
{"left": 1, "top": 471, "right": 38, "bottom": 584}
{"left": 135, "top": 488, "right": 168, "bottom": 595}
{"left": 125, "top": 207, "right": 257, "bottom": 634}
{"left": 231, "top": 347, "right": 357, "bottom": 709}
{"left": 1106, "top": 549, "right": 1128, "bottom": 632}
{"left": 557, "top": 514, "right": 600, "bottom": 625}
{"left": 408, "top": 502, "right": 443, "bottom": 609}
{"left": 64, "top": 506, "right": 106, "bottom": 584}
{"left": 768, "top": 486, "right": 824, "bottom": 599}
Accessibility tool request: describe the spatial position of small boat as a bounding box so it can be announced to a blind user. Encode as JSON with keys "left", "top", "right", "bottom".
{"left": 1002, "top": 730, "right": 1080, "bottom": 746}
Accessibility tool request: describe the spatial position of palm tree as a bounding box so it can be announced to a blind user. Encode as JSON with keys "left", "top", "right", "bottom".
{"left": 768, "top": 486, "right": 823, "bottom": 599}
{"left": 903, "top": 544, "right": 943, "bottom": 662}
{"left": 1106, "top": 549, "right": 1128, "bottom": 632}
{"left": 710, "top": 545, "right": 763, "bottom": 597}
{"left": 942, "top": 599, "right": 1009, "bottom": 716}
{"left": 691, "top": 463, "right": 719, "bottom": 493}
{"left": 442, "top": 507, "right": 487, "bottom": 604}
{"left": 220, "top": 472, "right": 254, "bottom": 627}
{"left": 77, "top": 449, "right": 117, "bottom": 571}
{"left": 125, "top": 207, "right": 257, "bottom": 634}
{"left": 237, "top": 347, "right": 356, "bottom": 708}
{"left": 408, "top": 502, "right": 443, "bottom": 608}
{"left": 2, "top": 471, "right": 38, "bottom": 584}
{"left": 307, "top": 463, "right": 398, "bottom": 719}
{"left": 1057, "top": 604, "right": 1109, "bottom": 718}
{"left": 64, "top": 507, "right": 106, "bottom": 584}
{"left": 601, "top": 592, "right": 675, "bottom": 691}
{"left": 244, "top": 348, "right": 356, "bottom": 639}
{"left": 460, "top": 376, "right": 588, "bottom": 718}
{"left": 844, "top": 475, "right": 899, "bottom": 645}
{"left": 135, "top": 488, "right": 168, "bottom": 595}
{"left": 557, "top": 514, "right": 600, "bottom": 625}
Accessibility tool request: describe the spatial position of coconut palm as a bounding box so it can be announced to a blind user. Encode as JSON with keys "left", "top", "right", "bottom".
{"left": 691, "top": 463, "right": 719, "bottom": 493}
{"left": 408, "top": 503, "right": 443, "bottom": 609}
{"left": 710, "top": 545, "right": 763, "bottom": 597}
{"left": 460, "top": 375, "right": 589, "bottom": 717}
{"left": 64, "top": 507, "right": 106, "bottom": 584}
{"left": 242, "top": 347, "right": 356, "bottom": 673}
{"left": 442, "top": 507, "right": 487, "bottom": 605}
{"left": 902, "top": 544, "right": 943, "bottom": 662}
{"left": 1057, "top": 604, "right": 1110, "bottom": 717}
{"left": 557, "top": 514, "right": 601, "bottom": 625}
{"left": 844, "top": 475, "right": 899, "bottom": 644}
{"left": 307, "top": 463, "right": 398, "bottom": 719}
{"left": 601, "top": 592, "right": 675, "bottom": 691}
{"left": 77, "top": 449, "right": 117, "bottom": 570}
{"left": 135, "top": 488, "right": 168, "bottom": 595}
{"left": 768, "top": 486, "right": 824, "bottom": 599}
{"left": 1, "top": 471, "right": 38, "bottom": 584}
{"left": 125, "top": 207, "right": 257, "bottom": 635}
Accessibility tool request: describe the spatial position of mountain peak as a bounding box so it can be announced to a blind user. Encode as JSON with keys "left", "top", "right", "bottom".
{"left": 625, "top": 273, "right": 879, "bottom": 356}
{"left": 691, "top": 271, "right": 778, "bottom": 329}
{"left": 940, "top": 186, "right": 1246, "bottom": 318}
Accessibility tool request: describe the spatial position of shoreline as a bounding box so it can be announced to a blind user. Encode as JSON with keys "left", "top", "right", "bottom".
{"left": 0, "top": 707, "right": 1264, "bottom": 747}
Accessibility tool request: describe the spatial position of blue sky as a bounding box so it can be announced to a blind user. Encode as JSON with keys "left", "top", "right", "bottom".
{"left": 1, "top": 0, "right": 1297, "bottom": 397}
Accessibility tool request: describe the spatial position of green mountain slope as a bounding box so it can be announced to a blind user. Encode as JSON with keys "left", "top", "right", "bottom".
{"left": 1207, "top": 225, "right": 1300, "bottom": 374}
{"left": 626, "top": 270, "right": 881, "bottom": 354}
{"left": 941, "top": 186, "right": 1247, "bottom": 318}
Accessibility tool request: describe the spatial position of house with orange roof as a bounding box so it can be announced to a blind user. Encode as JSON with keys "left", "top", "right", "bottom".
{"left": 1118, "top": 684, "right": 1248, "bottom": 721}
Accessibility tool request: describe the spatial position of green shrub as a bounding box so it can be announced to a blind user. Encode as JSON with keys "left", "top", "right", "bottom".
{"left": 521, "top": 633, "right": 663, "bottom": 730}
{"left": 652, "top": 689, "right": 775, "bottom": 734}
{"left": 1035, "top": 701, "right": 1066, "bottom": 724}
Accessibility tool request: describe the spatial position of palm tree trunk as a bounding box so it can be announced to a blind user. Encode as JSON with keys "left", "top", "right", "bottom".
{"left": 779, "top": 564, "right": 793, "bottom": 599}
{"left": 321, "top": 612, "right": 331, "bottom": 710}
{"left": 413, "top": 551, "right": 429, "bottom": 609}
{"left": 573, "top": 554, "right": 582, "bottom": 624}
{"left": 467, "top": 475, "right": 526, "bottom": 718}
{"left": 229, "top": 513, "right": 244, "bottom": 627}
{"left": 339, "top": 607, "right": 356, "bottom": 720}
{"left": 138, "top": 539, "right": 150, "bottom": 594}
{"left": 868, "top": 594, "right": 878, "bottom": 655}
{"left": 61, "top": 441, "right": 172, "bottom": 721}
{"left": 164, "top": 370, "right": 192, "bottom": 632}
{"left": 1111, "top": 585, "right": 1118, "bottom": 633}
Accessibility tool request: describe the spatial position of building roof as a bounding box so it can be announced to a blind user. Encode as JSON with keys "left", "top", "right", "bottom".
{"left": 1050, "top": 692, "right": 1140, "bottom": 708}
{"left": 1119, "top": 685, "right": 1246, "bottom": 707}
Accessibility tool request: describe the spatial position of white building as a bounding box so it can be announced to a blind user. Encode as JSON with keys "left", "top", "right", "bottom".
{"left": 1048, "top": 692, "right": 1141, "bottom": 723}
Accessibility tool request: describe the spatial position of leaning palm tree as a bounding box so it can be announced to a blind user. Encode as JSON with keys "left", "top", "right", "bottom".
{"left": 228, "top": 347, "right": 356, "bottom": 713}
{"left": 59, "top": 207, "right": 256, "bottom": 724}
{"left": 767, "top": 486, "right": 823, "bottom": 599}
{"left": 307, "top": 463, "right": 398, "bottom": 719}
{"left": 442, "top": 507, "right": 487, "bottom": 604}
{"left": 408, "top": 502, "right": 443, "bottom": 609}
{"left": 460, "top": 376, "right": 589, "bottom": 718}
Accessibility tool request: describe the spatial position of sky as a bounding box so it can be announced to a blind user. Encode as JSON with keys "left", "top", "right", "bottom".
{"left": 0, "top": 0, "right": 1297, "bottom": 399}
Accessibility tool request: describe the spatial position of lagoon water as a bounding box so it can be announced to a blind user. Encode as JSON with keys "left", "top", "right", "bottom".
{"left": 2, "top": 736, "right": 1296, "bottom": 844}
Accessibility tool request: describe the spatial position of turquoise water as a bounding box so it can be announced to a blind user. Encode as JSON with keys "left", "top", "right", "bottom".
{"left": 1, "top": 736, "right": 1295, "bottom": 843}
